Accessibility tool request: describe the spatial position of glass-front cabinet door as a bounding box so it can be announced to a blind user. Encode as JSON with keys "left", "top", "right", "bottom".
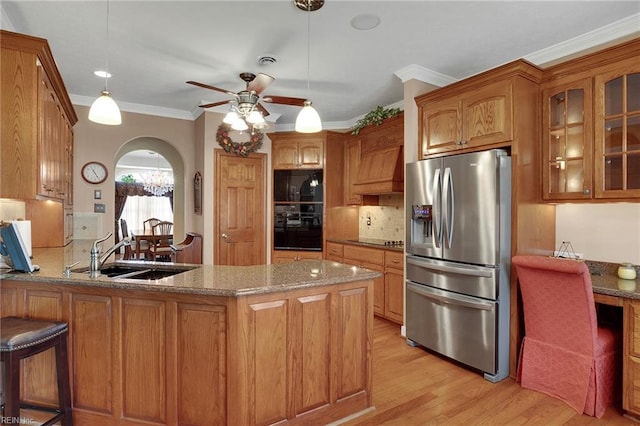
{"left": 542, "top": 78, "right": 592, "bottom": 200}
{"left": 595, "top": 61, "right": 640, "bottom": 198}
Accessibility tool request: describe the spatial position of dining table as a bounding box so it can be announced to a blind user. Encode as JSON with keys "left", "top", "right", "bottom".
{"left": 130, "top": 229, "right": 173, "bottom": 260}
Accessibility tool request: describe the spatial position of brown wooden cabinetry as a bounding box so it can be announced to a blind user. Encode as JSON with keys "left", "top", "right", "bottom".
{"left": 336, "top": 242, "right": 404, "bottom": 324}
{"left": 418, "top": 79, "right": 513, "bottom": 157}
{"left": 272, "top": 250, "right": 323, "bottom": 263}
{"left": 270, "top": 133, "right": 324, "bottom": 169}
{"left": 624, "top": 299, "right": 640, "bottom": 416}
{"left": 541, "top": 77, "right": 593, "bottom": 200}
{"left": 1, "top": 274, "right": 373, "bottom": 425}
{"left": 540, "top": 38, "right": 640, "bottom": 201}
{"left": 594, "top": 59, "right": 640, "bottom": 199}
{"left": 0, "top": 30, "right": 77, "bottom": 247}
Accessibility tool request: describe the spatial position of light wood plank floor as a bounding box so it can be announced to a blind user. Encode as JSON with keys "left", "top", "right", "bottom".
{"left": 343, "top": 318, "right": 635, "bottom": 426}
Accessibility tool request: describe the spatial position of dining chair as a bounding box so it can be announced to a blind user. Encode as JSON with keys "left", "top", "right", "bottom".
{"left": 148, "top": 221, "right": 173, "bottom": 261}
{"left": 119, "top": 218, "right": 134, "bottom": 260}
{"left": 143, "top": 218, "right": 161, "bottom": 233}
{"left": 512, "top": 255, "right": 621, "bottom": 418}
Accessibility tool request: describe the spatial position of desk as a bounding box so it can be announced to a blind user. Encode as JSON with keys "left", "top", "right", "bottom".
{"left": 587, "top": 262, "right": 640, "bottom": 419}
{"left": 130, "top": 229, "right": 173, "bottom": 259}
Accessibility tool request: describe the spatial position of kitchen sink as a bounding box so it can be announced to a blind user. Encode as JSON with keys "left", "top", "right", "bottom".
{"left": 72, "top": 263, "right": 195, "bottom": 280}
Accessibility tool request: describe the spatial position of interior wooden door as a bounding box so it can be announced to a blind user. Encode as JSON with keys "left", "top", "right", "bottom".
{"left": 214, "top": 150, "right": 266, "bottom": 265}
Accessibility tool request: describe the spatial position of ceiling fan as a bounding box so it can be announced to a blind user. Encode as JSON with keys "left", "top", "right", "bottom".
{"left": 187, "top": 72, "right": 307, "bottom": 130}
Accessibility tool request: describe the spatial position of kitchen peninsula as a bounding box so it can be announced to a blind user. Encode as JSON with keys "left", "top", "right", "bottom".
{"left": 0, "top": 245, "right": 378, "bottom": 425}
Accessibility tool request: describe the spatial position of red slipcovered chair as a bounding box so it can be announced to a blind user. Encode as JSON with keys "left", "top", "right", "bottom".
{"left": 512, "top": 255, "right": 621, "bottom": 418}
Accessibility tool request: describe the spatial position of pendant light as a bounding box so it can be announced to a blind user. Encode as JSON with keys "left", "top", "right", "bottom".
{"left": 295, "top": 0, "right": 323, "bottom": 133}
{"left": 89, "top": 0, "right": 122, "bottom": 125}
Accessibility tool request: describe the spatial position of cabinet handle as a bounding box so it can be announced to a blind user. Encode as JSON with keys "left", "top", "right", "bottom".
{"left": 583, "top": 189, "right": 590, "bottom": 195}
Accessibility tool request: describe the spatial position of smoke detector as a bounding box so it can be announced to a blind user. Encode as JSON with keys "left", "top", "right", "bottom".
{"left": 257, "top": 55, "right": 277, "bottom": 66}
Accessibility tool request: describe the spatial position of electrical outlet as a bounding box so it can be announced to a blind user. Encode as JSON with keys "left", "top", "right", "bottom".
{"left": 366, "top": 212, "right": 371, "bottom": 226}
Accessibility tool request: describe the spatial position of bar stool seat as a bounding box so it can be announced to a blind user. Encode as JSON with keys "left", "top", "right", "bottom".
{"left": 1, "top": 317, "right": 73, "bottom": 425}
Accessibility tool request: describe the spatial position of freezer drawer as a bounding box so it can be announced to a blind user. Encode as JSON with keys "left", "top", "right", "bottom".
{"left": 406, "top": 281, "right": 497, "bottom": 375}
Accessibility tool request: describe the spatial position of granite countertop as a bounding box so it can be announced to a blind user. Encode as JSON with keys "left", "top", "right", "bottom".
{"left": 0, "top": 242, "right": 381, "bottom": 297}
{"left": 587, "top": 260, "right": 640, "bottom": 300}
{"left": 327, "top": 238, "right": 404, "bottom": 252}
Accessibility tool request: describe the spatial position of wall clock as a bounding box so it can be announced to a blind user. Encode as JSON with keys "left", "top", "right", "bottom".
{"left": 81, "top": 161, "right": 108, "bottom": 184}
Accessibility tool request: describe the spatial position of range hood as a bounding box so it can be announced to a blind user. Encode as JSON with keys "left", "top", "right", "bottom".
{"left": 353, "top": 145, "right": 404, "bottom": 194}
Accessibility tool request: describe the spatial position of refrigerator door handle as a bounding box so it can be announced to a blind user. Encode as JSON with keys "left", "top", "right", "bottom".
{"left": 406, "top": 256, "right": 494, "bottom": 278}
{"left": 442, "top": 167, "right": 454, "bottom": 248}
{"left": 407, "top": 282, "right": 494, "bottom": 311}
{"left": 433, "top": 168, "right": 442, "bottom": 248}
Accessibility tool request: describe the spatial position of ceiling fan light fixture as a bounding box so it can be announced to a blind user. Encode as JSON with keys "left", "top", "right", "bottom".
{"left": 246, "top": 110, "right": 265, "bottom": 124}
{"left": 231, "top": 117, "right": 249, "bottom": 131}
{"left": 223, "top": 109, "right": 239, "bottom": 124}
{"left": 88, "top": 90, "right": 122, "bottom": 125}
{"left": 295, "top": 100, "right": 321, "bottom": 133}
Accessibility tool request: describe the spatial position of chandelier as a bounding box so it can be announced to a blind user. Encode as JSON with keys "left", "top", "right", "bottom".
{"left": 143, "top": 154, "right": 174, "bottom": 196}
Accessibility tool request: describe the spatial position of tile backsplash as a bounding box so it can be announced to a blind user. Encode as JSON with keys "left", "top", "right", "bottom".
{"left": 359, "top": 194, "right": 405, "bottom": 241}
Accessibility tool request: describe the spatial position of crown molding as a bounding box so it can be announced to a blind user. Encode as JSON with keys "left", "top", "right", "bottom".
{"left": 71, "top": 94, "right": 195, "bottom": 121}
{"left": 394, "top": 64, "right": 458, "bottom": 86}
{"left": 525, "top": 13, "right": 640, "bottom": 66}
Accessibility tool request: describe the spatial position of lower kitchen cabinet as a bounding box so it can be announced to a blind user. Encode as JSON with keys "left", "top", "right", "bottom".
{"left": 335, "top": 242, "right": 404, "bottom": 324}
{"left": 384, "top": 252, "right": 404, "bottom": 323}
{"left": 624, "top": 300, "right": 640, "bottom": 416}
{"left": 272, "top": 250, "right": 323, "bottom": 263}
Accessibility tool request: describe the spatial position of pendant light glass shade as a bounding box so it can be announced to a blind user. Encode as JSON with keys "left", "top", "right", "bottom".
{"left": 89, "top": 0, "right": 121, "bottom": 125}
{"left": 231, "top": 117, "right": 249, "bottom": 131}
{"left": 223, "top": 110, "right": 239, "bottom": 124}
{"left": 295, "top": 100, "right": 322, "bottom": 133}
{"left": 89, "top": 90, "right": 122, "bottom": 125}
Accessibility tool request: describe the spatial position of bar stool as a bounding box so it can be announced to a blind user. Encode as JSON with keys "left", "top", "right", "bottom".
{"left": 1, "top": 317, "right": 73, "bottom": 425}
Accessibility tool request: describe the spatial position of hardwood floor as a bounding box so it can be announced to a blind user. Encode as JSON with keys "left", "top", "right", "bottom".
{"left": 342, "top": 318, "right": 635, "bottom": 426}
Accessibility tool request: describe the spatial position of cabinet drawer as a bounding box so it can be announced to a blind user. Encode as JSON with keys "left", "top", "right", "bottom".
{"left": 326, "top": 242, "right": 344, "bottom": 258}
{"left": 385, "top": 251, "right": 403, "bottom": 269}
{"left": 343, "top": 245, "right": 384, "bottom": 266}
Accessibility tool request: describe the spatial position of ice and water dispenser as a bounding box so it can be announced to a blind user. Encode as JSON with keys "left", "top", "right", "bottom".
{"left": 409, "top": 205, "right": 433, "bottom": 248}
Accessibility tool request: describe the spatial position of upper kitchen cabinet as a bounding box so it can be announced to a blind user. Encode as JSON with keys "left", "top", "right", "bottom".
{"left": 0, "top": 30, "right": 77, "bottom": 204}
{"left": 270, "top": 133, "right": 324, "bottom": 169}
{"left": 417, "top": 77, "right": 517, "bottom": 157}
{"left": 594, "top": 59, "right": 640, "bottom": 199}
{"left": 541, "top": 77, "right": 593, "bottom": 200}
{"left": 540, "top": 37, "right": 640, "bottom": 201}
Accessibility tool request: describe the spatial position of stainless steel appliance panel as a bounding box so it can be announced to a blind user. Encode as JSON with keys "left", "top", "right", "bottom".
{"left": 405, "top": 160, "right": 442, "bottom": 259}
{"left": 406, "top": 281, "right": 497, "bottom": 374}
{"left": 442, "top": 150, "right": 507, "bottom": 266}
{"left": 406, "top": 255, "right": 498, "bottom": 300}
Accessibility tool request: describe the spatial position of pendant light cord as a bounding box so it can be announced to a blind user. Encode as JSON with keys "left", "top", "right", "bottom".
{"left": 305, "top": 3, "right": 311, "bottom": 99}
{"left": 104, "top": 0, "right": 110, "bottom": 91}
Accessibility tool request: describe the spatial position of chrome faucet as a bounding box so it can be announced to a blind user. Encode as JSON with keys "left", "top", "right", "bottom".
{"left": 89, "top": 232, "right": 131, "bottom": 277}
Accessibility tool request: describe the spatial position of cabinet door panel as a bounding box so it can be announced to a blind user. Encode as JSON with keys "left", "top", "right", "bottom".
{"left": 121, "top": 298, "right": 166, "bottom": 423}
{"left": 421, "top": 98, "right": 461, "bottom": 156}
{"left": 344, "top": 138, "right": 363, "bottom": 204}
{"left": 177, "top": 303, "right": 226, "bottom": 425}
{"left": 542, "top": 78, "right": 593, "bottom": 200}
{"left": 335, "top": 286, "right": 370, "bottom": 400}
{"left": 246, "top": 299, "right": 288, "bottom": 424}
{"left": 462, "top": 81, "right": 513, "bottom": 148}
{"left": 292, "top": 293, "right": 331, "bottom": 415}
{"left": 595, "top": 61, "right": 640, "bottom": 199}
{"left": 72, "top": 294, "right": 114, "bottom": 413}
{"left": 299, "top": 140, "right": 324, "bottom": 168}
{"left": 272, "top": 141, "right": 299, "bottom": 169}
{"left": 385, "top": 268, "right": 404, "bottom": 324}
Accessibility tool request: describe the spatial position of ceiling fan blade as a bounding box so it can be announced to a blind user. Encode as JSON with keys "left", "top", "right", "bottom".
{"left": 256, "top": 103, "right": 270, "bottom": 118}
{"left": 247, "top": 73, "right": 275, "bottom": 95}
{"left": 186, "top": 80, "right": 234, "bottom": 95}
{"left": 199, "top": 100, "right": 232, "bottom": 109}
{"left": 262, "top": 95, "right": 307, "bottom": 107}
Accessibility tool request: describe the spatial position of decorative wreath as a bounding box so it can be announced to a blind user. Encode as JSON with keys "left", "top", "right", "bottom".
{"left": 216, "top": 123, "right": 264, "bottom": 157}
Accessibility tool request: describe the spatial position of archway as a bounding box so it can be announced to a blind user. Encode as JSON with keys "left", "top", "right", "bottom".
{"left": 114, "top": 137, "right": 185, "bottom": 242}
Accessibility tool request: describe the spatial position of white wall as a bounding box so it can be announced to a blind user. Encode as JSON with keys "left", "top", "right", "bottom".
{"left": 556, "top": 203, "right": 640, "bottom": 264}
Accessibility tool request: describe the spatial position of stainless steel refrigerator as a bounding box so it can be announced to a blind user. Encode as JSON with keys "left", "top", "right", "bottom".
{"left": 405, "top": 149, "right": 511, "bottom": 382}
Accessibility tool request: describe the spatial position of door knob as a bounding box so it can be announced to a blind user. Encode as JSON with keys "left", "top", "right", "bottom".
{"left": 222, "top": 233, "right": 229, "bottom": 239}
